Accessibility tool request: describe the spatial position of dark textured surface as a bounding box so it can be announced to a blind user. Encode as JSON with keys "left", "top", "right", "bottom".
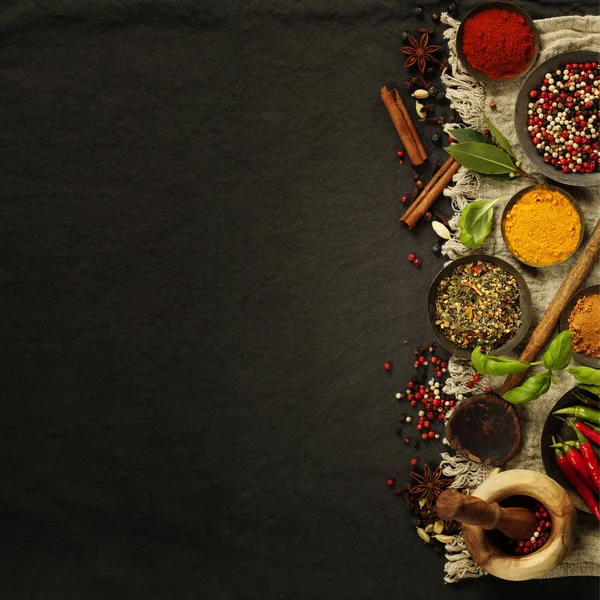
{"left": 0, "top": 1, "right": 598, "bottom": 598}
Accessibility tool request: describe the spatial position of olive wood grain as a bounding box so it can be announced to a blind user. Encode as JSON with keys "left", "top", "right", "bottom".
{"left": 436, "top": 489, "right": 537, "bottom": 540}
{"left": 500, "top": 218, "right": 600, "bottom": 394}
{"left": 450, "top": 470, "right": 576, "bottom": 581}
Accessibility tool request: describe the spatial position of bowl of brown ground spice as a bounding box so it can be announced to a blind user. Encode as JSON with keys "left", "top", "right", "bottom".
{"left": 501, "top": 184, "right": 584, "bottom": 268}
{"left": 560, "top": 285, "right": 600, "bottom": 368}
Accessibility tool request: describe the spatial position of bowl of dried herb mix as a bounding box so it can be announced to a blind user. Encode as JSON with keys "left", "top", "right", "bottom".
{"left": 501, "top": 184, "right": 584, "bottom": 268}
{"left": 560, "top": 285, "right": 600, "bottom": 368}
{"left": 427, "top": 255, "right": 531, "bottom": 360}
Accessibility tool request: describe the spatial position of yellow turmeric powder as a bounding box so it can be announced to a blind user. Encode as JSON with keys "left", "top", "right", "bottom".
{"left": 503, "top": 187, "right": 581, "bottom": 266}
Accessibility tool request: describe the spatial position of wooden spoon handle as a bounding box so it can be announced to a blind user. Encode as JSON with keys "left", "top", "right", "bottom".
{"left": 500, "top": 218, "right": 600, "bottom": 394}
{"left": 437, "top": 489, "right": 537, "bottom": 540}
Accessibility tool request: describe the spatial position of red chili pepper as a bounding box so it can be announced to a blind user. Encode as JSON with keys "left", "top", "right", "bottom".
{"left": 575, "top": 420, "right": 600, "bottom": 446}
{"left": 569, "top": 420, "right": 600, "bottom": 491}
{"left": 564, "top": 444, "right": 597, "bottom": 490}
{"left": 561, "top": 440, "right": 600, "bottom": 460}
{"left": 554, "top": 444, "right": 600, "bottom": 520}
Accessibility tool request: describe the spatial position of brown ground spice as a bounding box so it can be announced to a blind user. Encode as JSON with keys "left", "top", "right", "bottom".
{"left": 568, "top": 294, "right": 600, "bottom": 358}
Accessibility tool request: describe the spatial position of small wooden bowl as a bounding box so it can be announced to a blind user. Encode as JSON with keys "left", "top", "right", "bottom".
{"left": 500, "top": 184, "right": 585, "bottom": 268}
{"left": 514, "top": 51, "right": 600, "bottom": 187}
{"left": 463, "top": 470, "right": 576, "bottom": 581}
{"left": 559, "top": 285, "right": 600, "bottom": 368}
{"left": 456, "top": 2, "right": 539, "bottom": 84}
{"left": 427, "top": 255, "right": 532, "bottom": 360}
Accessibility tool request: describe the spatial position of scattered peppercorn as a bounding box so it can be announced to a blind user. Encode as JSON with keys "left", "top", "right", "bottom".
{"left": 387, "top": 479, "right": 395, "bottom": 487}
{"left": 384, "top": 362, "right": 392, "bottom": 371}
{"left": 484, "top": 128, "right": 491, "bottom": 136}
{"left": 448, "top": 3, "right": 458, "bottom": 15}
{"left": 432, "top": 244, "right": 441, "bottom": 254}
{"left": 401, "top": 31, "right": 410, "bottom": 42}
{"left": 432, "top": 13, "right": 440, "bottom": 22}
{"left": 402, "top": 195, "right": 410, "bottom": 203}
{"left": 431, "top": 133, "right": 441, "bottom": 145}
{"left": 397, "top": 149, "right": 405, "bottom": 158}
{"left": 410, "top": 458, "right": 418, "bottom": 466}
{"left": 413, "top": 7, "right": 424, "bottom": 18}
{"left": 489, "top": 101, "right": 497, "bottom": 109}
{"left": 413, "top": 258, "right": 422, "bottom": 267}
{"left": 473, "top": 374, "right": 481, "bottom": 382}
{"left": 486, "top": 387, "right": 493, "bottom": 393}
{"left": 408, "top": 253, "right": 416, "bottom": 262}
{"left": 466, "top": 381, "right": 474, "bottom": 389}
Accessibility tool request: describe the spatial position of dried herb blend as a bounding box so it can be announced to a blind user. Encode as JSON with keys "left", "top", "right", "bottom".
{"left": 435, "top": 261, "right": 521, "bottom": 351}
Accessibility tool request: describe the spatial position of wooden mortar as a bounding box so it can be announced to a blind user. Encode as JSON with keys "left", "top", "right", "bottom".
{"left": 440, "top": 470, "right": 576, "bottom": 581}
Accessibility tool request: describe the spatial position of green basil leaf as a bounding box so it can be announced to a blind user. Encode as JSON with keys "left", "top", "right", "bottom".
{"left": 503, "top": 371, "right": 552, "bottom": 405}
{"left": 457, "top": 197, "right": 505, "bottom": 248}
{"left": 543, "top": 331, "right": 573, "bottom": 372}
{"left": 567, "top": 366, "right": 600, "bottom": 386}
{"left": 448, "top": 128, "right": 493, "bottom": 145}
{"left": 483, "top": 115, "right": 516, "bottom": 160}
{"left": 445, "top": 142, "right": 516, "bottom": 174}
{"left": 471, "top": 347, "right": 532, "bottom": 376}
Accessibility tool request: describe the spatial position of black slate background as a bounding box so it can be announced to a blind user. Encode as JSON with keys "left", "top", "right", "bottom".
{"left": 0, "top": 1, "right": 598, "bottom": 598}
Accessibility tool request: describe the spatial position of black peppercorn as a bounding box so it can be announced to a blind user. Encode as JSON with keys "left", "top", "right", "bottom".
{"left": 432, "top": 244, "right": 441, "bottom": 254}
{"left": 429, "top": 86, "right": 438, "bottom": 96}
{"left": 431, "top": 134, "right": 441, "bottom": 145}
{"left": 432, "top": 12, "right": 440, "bottom": 22}
{"left": 448, "top": 3, "right": 458, "bottom": 15}
{"left": 401, "top": 31, "right": 410, "bottom": 42}
{"left": 413, "top": 6, "right": 424, "bottom": 18}
{"left": 436, "top": 91, "right": 446, "bottom": 103}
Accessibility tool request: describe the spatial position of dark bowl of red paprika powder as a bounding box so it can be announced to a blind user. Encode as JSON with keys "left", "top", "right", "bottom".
{"left": 457, "top": 2, "right": 539, "bottom": 84}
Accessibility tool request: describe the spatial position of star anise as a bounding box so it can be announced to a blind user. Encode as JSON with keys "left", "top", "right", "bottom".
{"left": 400, "top": 33, "right": 441, "bottom": 74}
{"left": 409, "top": 463, "right": 451, "bottom": 509}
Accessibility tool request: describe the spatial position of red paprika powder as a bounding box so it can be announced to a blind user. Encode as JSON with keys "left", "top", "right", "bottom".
{"left": 462, "top": 9, "right": 535, "bottom": 79}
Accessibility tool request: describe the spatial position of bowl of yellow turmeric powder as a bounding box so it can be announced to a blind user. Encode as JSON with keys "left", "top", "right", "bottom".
{"left": 501, "top": 184, "right": 584, "bottom": 267}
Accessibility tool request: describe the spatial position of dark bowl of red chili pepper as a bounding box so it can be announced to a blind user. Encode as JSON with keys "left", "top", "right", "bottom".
{"left": 456, "top": 2, "right": 540, "bottom": 84}
{"left": 541, "top": 386, "right": 600, "bottom": 514}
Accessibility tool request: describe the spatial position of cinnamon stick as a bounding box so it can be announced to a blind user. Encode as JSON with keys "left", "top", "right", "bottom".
{"left": 393, "top": 89, "right": 428, "bottom": 162}
{"left": 380, "top": 86, "right": 426, "bottom": 166}
{"left": 499, "top": 218, "right": 600, "bottom": 394}
{"left": 401, "top": 157, "right": 460, "bottom": 229}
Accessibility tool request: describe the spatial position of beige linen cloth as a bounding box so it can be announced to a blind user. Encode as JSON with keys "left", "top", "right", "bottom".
{"left": 437, "top": 14, "right": 600, "bottom": 582}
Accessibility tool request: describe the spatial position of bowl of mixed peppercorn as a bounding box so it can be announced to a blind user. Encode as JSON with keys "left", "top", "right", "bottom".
{"left": 515, "top": 50, "right": 600, "bottom": 186}
{"left": 427, "top": 255, "right": 532, "bottom": 360}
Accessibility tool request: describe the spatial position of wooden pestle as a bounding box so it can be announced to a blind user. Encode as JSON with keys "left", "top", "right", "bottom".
{"left": 500, "top": 218, "right": 600, "bottom": 394}
{"left": 436, "top": 489, "right": 537, "bottom": 540}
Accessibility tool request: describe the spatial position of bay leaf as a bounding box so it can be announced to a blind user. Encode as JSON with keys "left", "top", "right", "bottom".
{"left": 445, "top": 142, "right": 515, "bottom": 174}
{"left": 447, "top": 127, "right": 493, "bottom": 145}
{"left": 484, "top": 115, "right": 516, "bottom": 160}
